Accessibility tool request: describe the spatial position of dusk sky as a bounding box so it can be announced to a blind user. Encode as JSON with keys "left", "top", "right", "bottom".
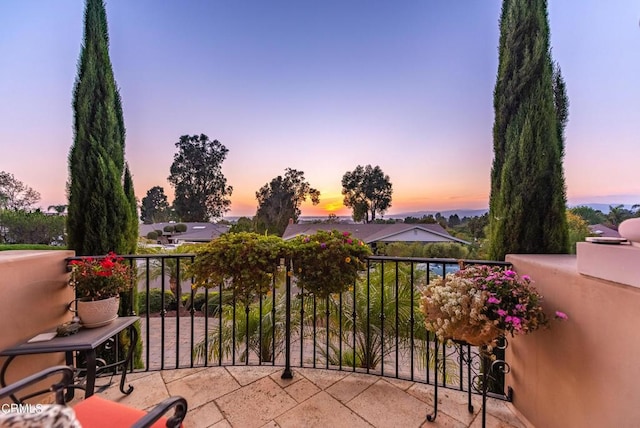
{"left": 1, "top": 1, "right": 638, "bottom": 218}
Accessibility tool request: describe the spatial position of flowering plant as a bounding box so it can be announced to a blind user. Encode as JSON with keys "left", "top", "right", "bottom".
{"left": 189, "top": 232, "right": 287, "bottom": 305}
{"left": 69, "top": 252, "right": 134, "bottom": 301}
{"left": 291, "top": 230, "right": 372, "bottom": 298}
{"left": 421, "top": 265, "right": 560, "bottom": 346}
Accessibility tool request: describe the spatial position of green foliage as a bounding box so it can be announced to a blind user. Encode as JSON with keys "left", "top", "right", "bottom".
{"left": 291, "top": 230, "right": 372, "bottom": 298}
{"left": 569, "top": 206, "right": 605, "bottom": 225}
{"left": 380, "top": 242, "right": 470, "bottom": 259}
{"left": 67, "top": 0, "right": 131, "bottom": 256}
{"left": 254, "top": 168, "right": 320, "bottom": 236}
{"left": 313, "top": 262, "right": 427, "bottom": 369}
{"left": 163, "top": 225, "right": 175, "bottom": 233}
{"left": 566, "top": 211, "right": 591, "bottom": 254}
{"left": 190, "top": 232, "right": 287, "bottom": 305}
{"left": 146, "top": 231, "right": 159, "bottom": 240}
{"left": 229, "top": 217, "right": 256, "bottom": 234}
{"left": 0, "top": 244, "right": 66, "bottom": 251}
{"left": 174, "top": 223, "right": 188, "bottom": 233}
{"left": 123, "top": 164, "right": 138, "bottom": 254}
{"left": 0, "top": 171, "right": 40, "bottom": 211}
{"left": 0, "top": 210, "right": 66, "bottom": 245}
{"left": 606, "top": 204, "right": 636, "bottom": 228}
{"left": 489, "top": 0, "right": 569, "bottom": 260}
{"left": 341, "top": 165, "right": 393, "bottom": 223}
{"left": 168, "top": 134, "right": 233, "bottom": 222}
{"left": 193, "top": 291, "right": 293, "bottom": 363}
{"left": 137, "top": 289, "right": 176, "bottom": 314}
{"left": 140, "top": 186, "right": 171, "bottom": 224}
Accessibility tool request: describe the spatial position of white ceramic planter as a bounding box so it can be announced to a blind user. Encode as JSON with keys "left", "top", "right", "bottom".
{"left": 77, "top": 296, "right": 119, "bottom": 328}
{"left": 619, "top": 218, "right": 640, "bottom": 247}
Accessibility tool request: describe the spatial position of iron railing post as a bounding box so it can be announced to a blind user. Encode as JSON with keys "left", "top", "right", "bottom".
{"left": 281, "top": 259, "right": 293, "bottom": 379}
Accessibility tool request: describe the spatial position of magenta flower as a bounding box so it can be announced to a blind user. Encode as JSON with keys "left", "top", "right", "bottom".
{"left": 522, "top": 275, "right": 531, "bottom": 281}
{"left": 504, "top": 270, "right": 516, "bottom": 277}
{"left": 487, "top": 296, "right": 501, "bottom": 304}
{"left": 497, "top": 309, "right": 507, "bottom": 317}
{"left": 555, "top": 311, "right": 568, "bottom": 320}
{"left": 320, "top": 243, "right": 326, "bottom": 249}
{"left": 343, "top": 231, "right": 350, "bottom": 236}
{"left": 346, "top": 238, "right": 353, "bottom": 244}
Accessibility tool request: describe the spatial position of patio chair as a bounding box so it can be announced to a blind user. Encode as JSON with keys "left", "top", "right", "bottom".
{"left": 0, "top": 365, "right": 187, "bottom": 427}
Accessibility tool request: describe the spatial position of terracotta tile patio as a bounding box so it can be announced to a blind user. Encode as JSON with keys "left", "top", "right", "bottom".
{"left": 92, "top": 366, "right": 528, "bottom": 427}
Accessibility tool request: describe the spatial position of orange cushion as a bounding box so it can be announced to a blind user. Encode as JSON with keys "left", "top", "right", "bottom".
{"left": 73, "top": 395, "right": 174, "bottom": 428}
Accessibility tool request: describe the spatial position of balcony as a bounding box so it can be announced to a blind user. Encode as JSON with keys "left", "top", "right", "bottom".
{"left": 2, "top": 246, "right": 639, "bottom": 427}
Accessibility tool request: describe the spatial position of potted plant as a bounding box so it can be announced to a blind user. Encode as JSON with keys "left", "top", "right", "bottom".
{"left": 189, "top": 232, "right": 287, "bottom": 305}
{"left": 69, "top": 252, "right": 134, "bottom": 328}
{"left": 291, "top": 230, "right": 372, "bottom": 298}
{"left": 420, "top": 265, "right": 564, "bottom": 348}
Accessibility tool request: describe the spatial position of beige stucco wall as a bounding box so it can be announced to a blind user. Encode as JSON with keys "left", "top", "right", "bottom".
{"left": 505, "top": 254, "right": 640, "bottom": 428}
{"left": 0, "top": 250, "right": 75, "bottom": 403}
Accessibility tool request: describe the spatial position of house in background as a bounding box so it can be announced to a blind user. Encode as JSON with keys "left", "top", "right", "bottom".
{"left": 282, "top": 223, "right": 469, "bottom": 249}
{"left": 139, "top": 222, "right": 230, "bottom": 245}
{"left": 588, "top": 223, "right": 621, "bottom": 238}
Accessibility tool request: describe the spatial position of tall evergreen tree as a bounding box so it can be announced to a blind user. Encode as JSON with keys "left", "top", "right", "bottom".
{"left": 488, "top": 0, "right": 569, "bottom": 260}
{"left": 67, "top": 0, "right": 131, "bottom": 256}
{"left": 123, "top": 164, "right": 138, "bottom": 253}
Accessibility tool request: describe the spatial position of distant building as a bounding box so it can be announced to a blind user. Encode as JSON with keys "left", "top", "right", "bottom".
{"left": 588, "top": 224, "right": 621, "bottom": 238}
{"left": 282, "top": 223, "right": 469, "bottom": 246}
{"left": 139, "top": 222, "right": 230, "bottom": 244}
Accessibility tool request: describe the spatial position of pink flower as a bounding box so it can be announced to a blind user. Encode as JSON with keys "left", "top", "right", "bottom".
{"left": 320, "top": 243, "right": 326, "bottom": 249}
{"left": 504, "top": 270, "right": 516, "bottom": 277}
{"left": 497, "top": 309, "right": 507, "bottom": 317}
{"left": 487, "top": 296, "right": 501, "bottom": 304}
{"left": 555, "top": 311, "right": 568, "bottom": 320}
{"left": 343, "top": 231, "right": 350, "bottom": 236}
{"left": 522, "top": 275, "right": 531, "bottom": 281}
{"left": 346, "top": 238, "right": 353, "bottom": 244}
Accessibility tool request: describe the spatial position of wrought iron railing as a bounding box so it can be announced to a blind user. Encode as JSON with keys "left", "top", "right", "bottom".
{"left": 69, "top": 254, "right": 512, "bottom": 400}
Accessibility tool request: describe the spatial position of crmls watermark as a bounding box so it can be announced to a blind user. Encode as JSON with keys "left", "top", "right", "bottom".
{"left": 1, "top": 403, "right": 44, "bottom": 414}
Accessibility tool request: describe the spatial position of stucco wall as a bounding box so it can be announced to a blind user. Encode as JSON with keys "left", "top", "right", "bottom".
{"left": 505, "top": 254, "right": 640, "bottom": 428}
{"left": 0, "top": 250, "right": 75, "bottom": 403}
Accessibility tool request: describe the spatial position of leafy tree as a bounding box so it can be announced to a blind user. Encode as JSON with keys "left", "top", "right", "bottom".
{"left": 140, "top": 186, "right": 170, "bottom": 224}
{"left": 229, "top": 216, "right": 255, "bottom": 233}
{"left": 467, "top": 213, "right": 489, "bottom": 240}
{"left": 341, "top": 165, "right": 392, "bottom": 223}
{"left": 566, "top": 211, "right": 591, "bottom": 254}
{"left": 0, "top": 171, "right": 40, "bottom": 211}
{"left": 0, "top": 210, "right": 65, "bottom": 245}
{"left": 168, "top": 134, "right": 233, "bottom": 222}
{"left": 447, "top": 214, "right": 461, "bottom": 228}
{"left": 67, "top": 0, "right": 132, "bottom": 256}
{"left": 254, "top": 168, "right": 320, "bottom": 236}
{"left": 569, "top": 206, "right": 605, "bottom": 225}
{"left": 606, "top": 204, "right": 634, "bottom": 229}
{"left": 488, "top": 0, "right": 569, "bottom": 260}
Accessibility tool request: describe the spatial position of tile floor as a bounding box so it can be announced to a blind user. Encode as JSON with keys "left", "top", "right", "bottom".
{"left": 93, "top": 366, "right": 529, "bottom": 428}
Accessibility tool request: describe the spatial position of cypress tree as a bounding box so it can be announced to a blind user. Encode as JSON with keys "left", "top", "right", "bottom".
{"left": 123, "top": 164, "right": 138, "bottom": 254}
{"left": 67, "top": 0, "right": 130, "bottom": 256}
{"left": 488, "top": 0, "right": 569, "bottom": 260}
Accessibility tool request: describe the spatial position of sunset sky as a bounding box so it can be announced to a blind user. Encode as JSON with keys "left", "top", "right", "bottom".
{"left": 0, "top": 1, "right": 638, "bottom": 218}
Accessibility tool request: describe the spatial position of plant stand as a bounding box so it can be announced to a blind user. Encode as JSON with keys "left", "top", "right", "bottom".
{"left": 426, "top": 338, "right": 512, "bottom": 428}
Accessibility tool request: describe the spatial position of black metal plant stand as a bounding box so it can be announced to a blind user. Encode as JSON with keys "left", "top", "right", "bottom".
{"left": 426, "top": 337, "right": 511, "bottom": 428}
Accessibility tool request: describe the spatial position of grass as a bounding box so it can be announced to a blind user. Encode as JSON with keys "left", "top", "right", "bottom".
{"left": 0, "top": 244, "right": 67, "bottom": 251}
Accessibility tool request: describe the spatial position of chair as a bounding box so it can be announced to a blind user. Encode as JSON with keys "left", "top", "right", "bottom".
{"left": 0, "top": 365, "right": 187, "bottom": 428}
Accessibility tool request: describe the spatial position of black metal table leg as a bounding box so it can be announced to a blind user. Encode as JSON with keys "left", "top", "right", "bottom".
{"left": 118, "top": 325, "right": 136, "bottom": 395}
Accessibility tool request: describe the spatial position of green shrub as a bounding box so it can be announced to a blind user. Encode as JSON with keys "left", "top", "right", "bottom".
{"left": 174, "top": 223, "right": 188, "bottom": 233}
{"left": 163, "top": 225, "right": 175, "bottom": 233}
{"left": 138, "top": 289, "right": 176, "bottom": 314}
{"left": 146, "top": 231, "right": 159, "bottom": 240}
